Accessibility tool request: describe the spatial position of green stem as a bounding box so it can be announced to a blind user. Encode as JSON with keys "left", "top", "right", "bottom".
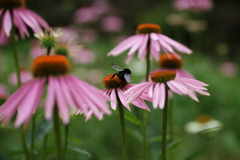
{"left": 161, "top": 85, "right": 169, "bottom": 160}
{"left": 10, "top": 27, "right": 22, "bottom": 87}
{"left": 116, "top": 90, "right": 128, "bottom": 160}
{"left": 168, "top": 99, "right": 174, "bottom": 142}
{"left": 47, "top": 47, "right": 51, "bottom": 56}
{"left": 142, "top": 39, "right": 151, "bottom": 160}
{"left": 63, "top": 125, "right": 69, "bottom": 160}
{"left": 21, "top": 129, "right": 30, "bottom": 160}
{"left": 53, "top": 107, "right": 63, "bottom": 160}
{"left": 42, "top": 134, "right": 48, "bottom": 160}
{"left": 30, "top": 116, "right": 36, "bottom": 160}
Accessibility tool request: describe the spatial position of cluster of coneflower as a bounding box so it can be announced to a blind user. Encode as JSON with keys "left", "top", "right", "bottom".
{"left": 0, "top": 1, "right": 209, "bottom": 160}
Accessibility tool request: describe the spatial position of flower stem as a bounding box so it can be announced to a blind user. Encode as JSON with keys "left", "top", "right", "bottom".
{"left": 10, "top": 27, "right": 22, "bottom": 87}
{"left": 142, "top": 39, "right": 151, "bottom": 160}
{"left": 63, "top": 125, "right": 69, "bottom": 160}
{"left": 161, "top": 85, "right": 169, "bottom": 160}
{"left": 42, "top": 134, "right": 48, "bottom": 160}
{"left": 47, "top": 47, "right": 51, "bottom": 56}
{"left": 53, "top": 107, "right": 63, "bottom": 160}
{"left": 168, "top": 99, "right": 174, "bottom": 142}
{"left": 30, "top": 116, "right": 36, "bottom": 160}
{"left": 115, "top": 90, "right": 128, "bottom": 160}
{"left": 21, "top": 129, "right": 30, "bottom": 160}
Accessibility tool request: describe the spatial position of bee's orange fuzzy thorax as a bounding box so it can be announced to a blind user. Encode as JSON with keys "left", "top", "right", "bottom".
{"left": 31, "top": 55, "right": 71, "bottom": 77}
{"left": 150, "top": 70, "right": 176, "bottom": 83}
{"left": 136, "top": 23, "right": 161, "bottom": 34}
{"left": 0, "top": 0, "right": 25, "bottom": 8}
{"left": 103, "top": 74, "right": 128, "bottom": 89}
{"left": 197, "top": 116, "right": 212, "bottom": 124}
{"left": 159, "top": 53, "right": 183, "bottom": 69}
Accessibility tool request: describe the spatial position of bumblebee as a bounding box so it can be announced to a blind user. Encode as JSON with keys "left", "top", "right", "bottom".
{"left": 111, "top": 64, "right": 131, "bottom": 83}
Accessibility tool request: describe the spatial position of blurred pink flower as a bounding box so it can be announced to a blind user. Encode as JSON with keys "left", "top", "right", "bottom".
{"left": 220, "top": 62, "right": 238, "bottom": 77}
{"left": 92, "top": 0, "right": 110, "bottom": 15}
{"left": 59, "top": 27, "right": 80, "bottom": 43}
{"left": 72, "top": 49, "right": 96, "bottom": 64}
{"left": 108, "top": 23, "right": 192, "bottom": 64}
{"left": 173, "top": 0, "right": 213, "bottom": 12}
{"left": 8, "top": 70, "right": 32, "bottom": 86}
{"left": 101, "top": 16, "right": 124, "bottom": 32}
{"left": 0, "top": 0, "right": 49, "bottom": 39}
{"left": 125, "top": 70, "right": 209, "bottom": 109}
{"left": 0, "top": 84, "right": 8, "bottom": 99}
{"left": 30, "top": 41, "right": 46, "bottom": 59}
{"left": 74, "top": 6, "right": 100, "bottom": 23}
{"left": 0, "top": 55, "right": 110, "bottom": 127}
{"left": 79, "top": 29, "right": 98, "bottom": 43}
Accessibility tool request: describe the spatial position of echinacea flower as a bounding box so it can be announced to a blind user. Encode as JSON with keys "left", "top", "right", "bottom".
{"left": 108, "top": 23, "right": 192, "bottom": 64}
{"left": 102, "top": 72, "right": 150, "bottom": 111}
{"left": 173, "top": 0, "right": 213, "bottom": 12}
{"left": 0, "top": 0, "right": 49, "bottom": 39}
{"left": 125, "top": 70, "right": 210, "bottom": 109}
{"left": 185, "top": 115, "right": 222, "bottom": 134}
{"left": 0, "top": 55, "right": 110, "bottom": 127}
{"left": 152, "top": 53, "right": 194, "bottom": 79}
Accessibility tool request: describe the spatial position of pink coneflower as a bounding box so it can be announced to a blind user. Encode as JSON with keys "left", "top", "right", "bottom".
{"left": 0, "top": 84, "right": 8, "bottom": 99}
{"left": 8, "top": 70, "right": 32, "bottom": 86}
{"left": 101, "top": 16, "right": 124, "bottom": 32}
{"left": 152, "top": 53, "right": 194, "bottom": 79}
{"left": 102, "top": 72, "right": 150, "bottom": 111}
{"left": 74, "top": 6, "right": 100, "bottom": 23}
{"left": 0, "top": 0, "right": 49, "bottom": 39}
{"left": 0, "top": 55, "right": 110, "bottom": 127}
{"left": 108, "top": 23, "right": 192, "bottom": 64}
{"left": 125, "top": 70, "right": 210, "bottom": 109}
{"left": 173, "top": 0, "right": 213, "bottom": 12}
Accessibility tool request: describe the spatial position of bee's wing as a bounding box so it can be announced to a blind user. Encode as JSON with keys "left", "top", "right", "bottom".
{"left": 124, "top": 74, "right": 131, "bottom": 83}
{"left": 111, "top": 64, "right": 123, "bottom": 71}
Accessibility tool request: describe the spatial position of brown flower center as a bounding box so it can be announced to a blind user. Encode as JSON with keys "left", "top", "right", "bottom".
{"left": 150, "top": 70, "right": 176, "bottom": 83}
{"left": 197, "top": 115, "right": 212, "bottom": 124}
{"left": 0, "top": 0, "right": 25, "bottom": 8}
{"left": 31, "top": 55, "right": 71, "bottom": 77}
{"left": 103, "top": 74, "right": 128, "bottom": 89}
{"left": 136, "top": 23, "right": 161, "bottom": 34}
{"left": 159, "top": 53, "right": 183, "bottom": 69}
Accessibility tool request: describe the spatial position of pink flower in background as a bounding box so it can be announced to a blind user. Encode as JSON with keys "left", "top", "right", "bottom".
{"left": 125, "top": 70, "right": 209, "bottom": 109}
{"left": 101, "top": 16, "right": 124, "bottom": 32}
{"left": 173, "top": 0, "right": 213, "bottom": 12}
{"left": 74, "top": 6, "right": 100, "bottom": 23}
{"left": 30, "top": 41, "right": 47, "bottom": 59}
{"left": 0, "top": 0, "right": 49, "bottom": 39}
{"left": 0, "top": 84, "right": 8, "bottom": 99}
{"left": 8, "top": 70, "right": 32, "bottom": 86}
{"left": 220, "top": 62, "right": 238, "bottom": 77}
{"left": 59, "top": 27, "right": 80, "bottom": 43}
{"left": 72, "top": 49, "right": 96, "bottom": 64}
{"left": 79, "top": 29, "right": 98, "bottom": 43}
{"left": 108, "top": 23, "right": 192, "bottom": 64}
{"left": 92, "top": 0, "right": 110, "bottom": 15}
{"left": 152, "top": 53, "right": 194, "bottom": 79}
{"left": 103, "top": 73, "right": 150, "bottom": 111}
{"left": 0, "top": 55, "right": 110, "bottom": 127}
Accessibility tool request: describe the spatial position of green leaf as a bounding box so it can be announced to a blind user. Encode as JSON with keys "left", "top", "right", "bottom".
{"left": 184, "top": 151, "right": 202, "bottom": 160}
{"left": 67, "top": 146, "right": 91, "bottom": 158}
{"left": 124, "top": 111, "right": 141, "bottom": 126}
{"left": 0, "top": 98, "right": 6, "bottom": 105}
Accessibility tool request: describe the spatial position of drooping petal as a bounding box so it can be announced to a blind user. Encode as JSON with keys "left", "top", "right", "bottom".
{"left": 45, "top": 76, "right": 56, "bottom": 120}
{"left": 117, "top": 89, "right": 131, "bottom": 111}
{"left": 152, "top": 83, "right": 160, "bottom": 109}
{"left": 110, "top": 89, "right": 117, "bottom": 110}
{"left": 3, "top": 10, "right": 12, "bottom": 37}
{"left": 159, "top": 83, "right": 166, "bottom": 109}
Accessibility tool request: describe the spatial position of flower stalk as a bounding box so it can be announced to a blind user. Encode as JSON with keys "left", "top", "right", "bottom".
{"left": 116, "top": 89, "right": 128, "bottom": 160}
{"left": 161, "top": 84, "right": 169, "bottom": 160}
{"left": 53, "top": 107, "right": 63, "bottom": 160}
{"left": 30, "top": 116, "right": 36, "bottom": 160}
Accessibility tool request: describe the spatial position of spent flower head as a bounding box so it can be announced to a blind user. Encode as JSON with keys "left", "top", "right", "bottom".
{"left": 34, "top": 29, "right": 62, "bottom": 49}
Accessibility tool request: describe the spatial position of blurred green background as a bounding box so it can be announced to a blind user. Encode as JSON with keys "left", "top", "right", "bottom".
{"left": 0, "top": 0, "right": 240, "bottom": 160}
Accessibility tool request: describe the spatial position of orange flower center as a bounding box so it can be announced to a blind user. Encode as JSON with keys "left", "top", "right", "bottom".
{"left": 197, "top": 115, "right": 212, "bottom": 124}
{"left": 136, "top": 23, "right": 161, "bottom": 34}
{"left": 31, "top": 55, "right": 71, "bottom": 77}
{"left": 159, "top": 53, "right": 183, "bottom": 69}
{"left": 103, "top": 74, "right": 128, "bottom": 89}
{"left": 0, "top": 0, "right": 25, "bottom": 8}
{"left": 150, "top": 70, "right": 176, "bottom": 83}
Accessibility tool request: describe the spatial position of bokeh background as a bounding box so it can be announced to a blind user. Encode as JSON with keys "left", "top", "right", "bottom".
{"left": 0, "top": 0, "right": 240, "bottom": 160}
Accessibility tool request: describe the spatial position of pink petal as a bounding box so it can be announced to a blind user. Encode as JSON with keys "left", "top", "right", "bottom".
{"left": 45, "top": 76, "right": 56, "bottom": 120}
{"left": 3, "top": 10, "right": 12, "bottom": 37}
{"left": 117, "top": 89, "right": 131, "bottom": 111}
{"left": 132, "top": 98, "right": 150, "bottom": 111}
{"left": 153, "top": 83, "right": 160, "bottom": 109}
{"left": 110, "top": 89, "right": 117, "bottom": 110}
{"left": 159, "top": 83, "right": 166, "bottom": 109}
{"left": 127, "top": 35, "right": 144, "bottom": 55}
{"left": 138, "top": 34, "right": 149, "bottom": 58}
